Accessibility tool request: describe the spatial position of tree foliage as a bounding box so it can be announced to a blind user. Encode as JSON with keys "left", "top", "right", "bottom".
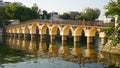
{"left": 0, "top": 7, "right": 8, "bottom": 20}
{"left": 5, "top": 3, "right": 40, "bottom": 21}
{"left": 41, "top": 10, "right": 50, "bottom": 19}
{"left": 59, "top": 8, "right": 100, "bottom": 21}
{"left": 59, "top": 13, "right": 70, "bottom": 20}
{"left": 105, "top": 0, "right": 120, "bottom": 16}
{"left": 0, "top": 3, "right": 40, "bottom": 25}
{"left": 0, "top": 6, "right": 10, "bottom": 26}
{"left": 85, "top": 8, "right": 100, "bottom": 21}
{"left": 104, "top": 0, "right": 120, "bottom": 46}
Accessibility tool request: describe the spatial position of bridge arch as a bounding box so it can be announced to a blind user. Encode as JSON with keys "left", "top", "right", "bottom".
{"left": 19, "top": 27, "right": 22, "bottom": 34}
{"left": 74, "top": 27, "right": 84, "bottom": 36}
{"left": 9, "top": 29, "right": 11, "bottom": 33}
{"left": 24, "top": 26, "right": 30, "bottom": 34}
{"left": 50, "top": 25, "right": 61, "bottom": 35}
{"left": 7, "top": 29, "right": 11, "bottom": 33}
{"left": 89, "top": 27, "right": 99, "bottom": 36}
{"left": 94, "top": 31, "right": 101, "bottom": 46}
{"left": 13, "top": 27, "right": 17, "bottom": 33}
{"left": 16, "top": 26, "right": 24, "bottom": 34}
{"left": 79, "top": 29, "right": 87, "bottom": 45}
{"left": 62, "top": 26, "right": 73, "bottom": 36}
{"left": 30, "top": 24, "right": 40, "bottom": 34}
{"left": 40, "top": 24, "right": 49, "bottom": 35}
{"left": 11, "top": 29, "right": 14, "bottom": 33}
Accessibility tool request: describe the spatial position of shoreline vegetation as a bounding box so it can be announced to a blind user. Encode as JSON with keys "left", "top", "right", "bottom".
{"left": 101, "top": 0, "right": 120, "bottom": 54}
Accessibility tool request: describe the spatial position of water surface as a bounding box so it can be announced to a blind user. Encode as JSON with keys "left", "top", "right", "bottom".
{"left": 0, "top": 35, "right": 119, "bottom": 68}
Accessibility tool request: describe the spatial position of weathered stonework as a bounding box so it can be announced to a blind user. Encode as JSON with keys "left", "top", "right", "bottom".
{"left": 102, "top": 41, "right": 120, "bottom": 54}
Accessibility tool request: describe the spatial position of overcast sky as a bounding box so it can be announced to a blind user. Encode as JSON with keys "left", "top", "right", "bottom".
{"left": 4, "top": 0, "right": 110, "bottom": 20}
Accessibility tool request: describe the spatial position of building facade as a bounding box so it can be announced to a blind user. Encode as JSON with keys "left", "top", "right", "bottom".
{"left": 50, "top": 12, "right": 59, "bottom": 21}
{"left": 0, "top": 0, "right": 23, "bottom": 7}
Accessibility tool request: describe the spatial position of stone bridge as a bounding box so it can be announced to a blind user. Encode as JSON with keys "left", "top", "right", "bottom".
{"left": 6, "top": 19, "right": 114, "bottom": 45}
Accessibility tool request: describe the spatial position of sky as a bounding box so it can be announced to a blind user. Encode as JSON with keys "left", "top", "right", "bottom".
{"left": 4, "top": 0, "right": 110, "bottom": 20}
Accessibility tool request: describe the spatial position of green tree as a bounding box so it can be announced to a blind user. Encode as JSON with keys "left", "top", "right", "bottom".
{"left": 5, "top": 3, "right": 39, "bottom": 22}
{"left": 32, "top": 3, "right": 41, "bottom": 18}
{"left": 0, "top": 3, "right": 40, "bottom": 25}
{"left": 76, "top": 12, "right": 86, "bottom": 20}
{"left": 59, "top": 13, "right": 71, "bottom": 20}
{"left": 60, "top": 8, "right": 100, "bottom": 21}
{"left": 0, "top": 6, "right": 10, "bottom": 25}
{"left": 32, "top": 3, "right": 38, "bottom": 12}
{"left": 77, "top": 8, "right": 100, "bottom": 21}
{"left": 69, "top": 12, "right": 79, "bottom": 20}
{"left": 104, "top": 0, "right": 120, "bottom": 46}
{"left": 105, "top": 0, "right": 120, "bottom": 16}
{"left": 41, "top": 10, "right": 50, "bottom": 19}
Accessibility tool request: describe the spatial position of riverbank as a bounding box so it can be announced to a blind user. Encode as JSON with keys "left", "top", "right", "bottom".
{"left": 101, "top": 41, "right": 120, "bottom": 67}
{"left": 101, "top": 41, "right": 120, "bottom": 54}
{"left": 100, "top": 51, "right": 120, "bottom": 67}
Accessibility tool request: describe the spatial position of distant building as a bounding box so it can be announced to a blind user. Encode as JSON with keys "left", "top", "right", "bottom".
{"left": 32, "top": 3, "right": 39, "bottom": 12}
{"left": 0, "top": 0, "right": 23, "bottom": 7}
{"left": 68, "top": 11, "right": 79, "bottom": 14}
{"left": 9, "top": 19, "right": 20, "bottom": 25}
{"left": 3, "top": 2, "right": 11, "bottom": 6}
{"left": 68, "top": 11, "right": 79, "bottom": 20}
{"left": 0, "top": 0, "right": 3, "bottom": 2}
{"left": 32, "top": 3, "right": 38, "bottom": 8}
{"left": 49, "top": 12, "right": 59, "bottom": 21}
{"left": 103, "top": 15, "right": 115, "bottom": 23}
{"left": 0, "top": 0, "right": 11, "bottom": 6}
{"left": 13, "top": 2, "right": 23, "bottom": 6}
{"left": 0, "top": 0, "right": 4, "bottom": 6}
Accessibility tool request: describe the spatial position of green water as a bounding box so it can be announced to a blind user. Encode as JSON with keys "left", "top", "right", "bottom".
{"left": 0, "top": 35, "right": 119, "bottom": 68}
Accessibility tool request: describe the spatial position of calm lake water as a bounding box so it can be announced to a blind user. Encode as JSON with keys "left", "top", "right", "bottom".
{"left": 0, "top": 35, "right": 119, "bottom": 68}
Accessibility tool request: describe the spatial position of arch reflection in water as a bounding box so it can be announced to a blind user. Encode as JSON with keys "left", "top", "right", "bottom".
{"left": 4, "top": 36, "right": 119, "bottom": 67}
{"left": 21, "top": 39, "right": 29, "bottom": 51}
{"left": 72, "top": 42, "right": 82, "bottom": 57}
{"left": 38, "top": 40, "right": 47, "bottom": 54}
{"left": 49, "top": 41, "right": 58, "bottom": 57}
{"left": 59, "top": 41, "right": 70, "bottom": 56}
{"left": 7, "top": 37, "right": 98, "bottom": 59}
{"left": 7, "top": 37, "right": 12, "bottom": 47}
{"left": 9, "top": 37, "right": 18, "bottom": 49}
{"left": 83, "top": 44, "right": 97, "bottom": 63}
{"left": 28, "top": 40, "right": 39, "bottom": 57}
{"left": 16, "top": 39, "right": 22, "bottom": 50}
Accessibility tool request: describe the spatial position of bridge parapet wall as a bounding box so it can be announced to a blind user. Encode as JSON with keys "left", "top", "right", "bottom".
{"left": 6, "top": 19, "right": 115, "bottom": 29}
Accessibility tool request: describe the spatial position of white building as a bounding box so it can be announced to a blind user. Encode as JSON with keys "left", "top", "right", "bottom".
{"left": 0, "top": 0, "right": 4, "bottom": 6}
{"left": 0, "top": 0, "right": 11, "bottom": 6}
{"left": 9, "top": 19, "right": 20, "bottom": 25}
{"left": 32, "top": 3, "right": 38, "bottom": 8}
{"left": 0, "top": 0, "right": 3, "bottom": 2}
{"left": 4, "top": 2, "right": 11, "bottom": 6}
{"left": 50, "top": 12, "right": 59, "bottom": 21}
{"left": 103, "top": 15, "right": 115, "bottom": 23}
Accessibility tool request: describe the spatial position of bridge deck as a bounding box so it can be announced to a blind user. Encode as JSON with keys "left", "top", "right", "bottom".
{"left": 6, "top": 19, "right": 115, "bottom": 29}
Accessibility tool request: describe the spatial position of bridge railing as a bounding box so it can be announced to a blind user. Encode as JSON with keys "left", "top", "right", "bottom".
{"left": 6, "top": 19, "right": 115, "bottom": 28}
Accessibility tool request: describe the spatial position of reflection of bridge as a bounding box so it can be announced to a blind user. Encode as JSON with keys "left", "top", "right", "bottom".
{"left": 6, "top": 37, "right": 97, "bottom": 61}
{"left": 6, "top": 36, "right": 119, "bottom": 67}
{"left": 6, "top": 19, "right": 114, "bottom": 45}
